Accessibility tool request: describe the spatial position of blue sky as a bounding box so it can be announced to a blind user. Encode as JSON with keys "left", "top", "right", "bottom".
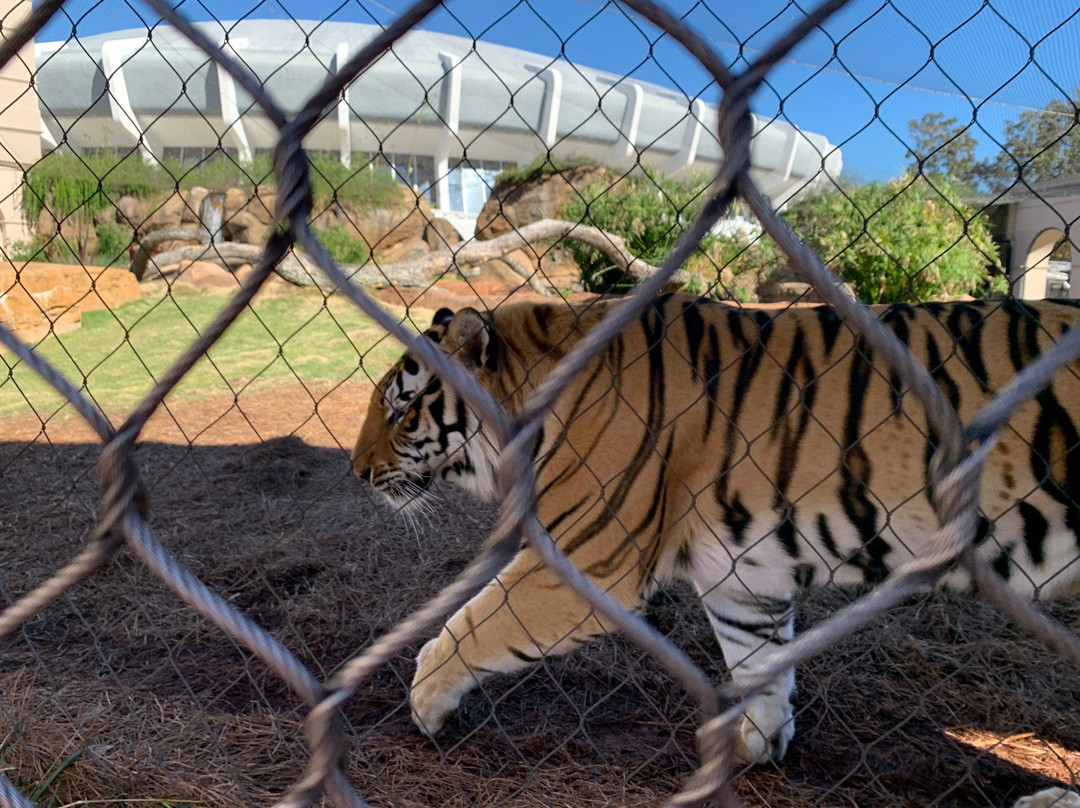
{"left": 38, "top": 0, "right": 1080, "bottom": 182}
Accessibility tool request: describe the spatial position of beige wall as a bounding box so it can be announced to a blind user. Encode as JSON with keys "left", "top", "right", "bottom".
{"left": 0, "top": 0, "right": 42, "bottom": 249}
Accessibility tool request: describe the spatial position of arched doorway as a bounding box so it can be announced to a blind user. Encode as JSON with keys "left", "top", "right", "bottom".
{"left": 1016, "top": 227, "right": 1072, "bottom": 299}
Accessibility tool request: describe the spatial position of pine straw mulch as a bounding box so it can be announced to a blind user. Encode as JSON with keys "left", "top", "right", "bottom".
{"left": 1, "top": 386, "right": 1078, "bottom": 808}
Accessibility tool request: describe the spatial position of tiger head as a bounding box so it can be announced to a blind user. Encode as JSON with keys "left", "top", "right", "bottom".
{"left": 351, "top": 306, "right": 501, "bottom": 512}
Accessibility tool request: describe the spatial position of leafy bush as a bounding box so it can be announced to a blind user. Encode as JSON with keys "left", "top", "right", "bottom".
{"left": 779, "top": 177, "right": 1001, "bottom": 303}
{"left": 495, "top": 154, "right": 599, "bottom": 185}
{"left": 94, "top": 222, "right": 133, "bottom": 266}
{"left": 23, "top": 150, "right": 404, "bottom": 227}
{"left": 560, "top": 167, "right": 713, "bottom": 292}
{"left": 318, "top": 224, "right": 369, "bottom": 265}
{"left": 307, "top": 157, "right": 402, "bottom": 210}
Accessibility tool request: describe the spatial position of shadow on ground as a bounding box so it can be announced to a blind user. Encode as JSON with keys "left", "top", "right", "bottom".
{"left": 1, "top": 436, "right": 1077, "bottom": 807}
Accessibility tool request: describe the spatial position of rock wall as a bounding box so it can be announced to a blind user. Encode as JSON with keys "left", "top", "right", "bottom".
{"left": 0, "top": 262, "right": 142, "bottom": 342}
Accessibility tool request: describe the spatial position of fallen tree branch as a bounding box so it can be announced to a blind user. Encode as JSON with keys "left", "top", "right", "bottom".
{"left": 129, "top": 219, "right": 689, "bottom": 291}
{"left": 130, "top": 227, "right": 209, "bottom": 280}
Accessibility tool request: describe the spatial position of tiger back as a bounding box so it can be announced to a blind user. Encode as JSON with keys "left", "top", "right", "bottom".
{"left": 352, "top": 294, "right": 1080, "bottom": 765}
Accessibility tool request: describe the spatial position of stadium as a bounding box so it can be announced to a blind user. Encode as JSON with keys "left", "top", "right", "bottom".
{"left": 33, "top": 19, "right": 842, "bottom": 232}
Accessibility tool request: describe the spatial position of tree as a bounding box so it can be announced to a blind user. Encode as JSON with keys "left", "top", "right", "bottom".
{"left": 979, "top": 90, "right": 1080, "bottom": 191}
{"left": 779, "top": 177, "right": 1001, "bottom": 304}
{"left": 906, "top": 112, "right": 979, "bottom": 185}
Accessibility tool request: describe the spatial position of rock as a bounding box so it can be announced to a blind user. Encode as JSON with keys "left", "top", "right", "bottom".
{"left": 143, "top": 191, "right": 189, "bottom": 232}
{"left": 474, "top": 164, "right": 610, "bottom": 241}
{"left": 424, "top": 217, "right": 462, "bottom": 250}
{"left": 0, "top": 261, "right": 141, "bottom": 341}
{"left": 347, "top": 184, "right": 436, "bottom": 261}
{"left": 158, "top": 260, "right": 238, "bottom": 293}
{"left": 185, "top": 187, "right": 210, "bottom": 224}
{"left": 115, "top": 195, "right": 150, "bottom": 229}
{"left": 467, "top": 258, "right": 528, "bottom": 285}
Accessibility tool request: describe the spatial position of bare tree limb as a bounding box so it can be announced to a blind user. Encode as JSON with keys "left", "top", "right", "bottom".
{"left": 131, "top": 227, "right": 209, "bottom": 280}
{"left": 129, "top": 219, "right": 689, "bottom": 291}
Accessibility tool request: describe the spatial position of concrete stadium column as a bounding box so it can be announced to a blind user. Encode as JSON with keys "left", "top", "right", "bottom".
{"left": 336, "top": 43, "right": 352, "bottom": 169}
{"left": 217, "top": 40, "right": 253, "bottom": 166}
{"left": 0, "top": 0, "right": 42, "bottom": 247}
{"left": 605, "top": 81, "right": 642, "bottom": 166}
{"left": 663, "top": 98, "right": 704, "bottom": 176}
{"left": 537, "top": 66, "right": 563, "bottom": 151}
{"left": 101, "top": 38, "right": 158, "bottom": 163}
{"left": 434, "top": 52, "right": 462, "bottom": 213}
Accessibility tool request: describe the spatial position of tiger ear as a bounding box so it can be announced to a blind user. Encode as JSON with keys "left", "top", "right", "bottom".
{"left": 445, "top": 308, "right": 491, "bottom": 370}
{"left": 432, "top": 307, "right": 455, "bottom": 328}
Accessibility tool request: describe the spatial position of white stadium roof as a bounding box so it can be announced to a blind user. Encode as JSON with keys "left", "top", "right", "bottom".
{"left": 35, "top": 20, "right": 841, "bottom": 215}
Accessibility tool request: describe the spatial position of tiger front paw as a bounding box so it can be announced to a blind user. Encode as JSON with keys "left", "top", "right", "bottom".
{"left": 735, "top": 696, "right": 795, "bottom": 765}
{"left": 409, "top": 637, "right": 464, "bottom": 737}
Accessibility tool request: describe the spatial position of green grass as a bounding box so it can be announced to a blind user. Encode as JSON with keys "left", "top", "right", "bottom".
{"left": 0, "top": 289, "right": 408, "bottom": 421}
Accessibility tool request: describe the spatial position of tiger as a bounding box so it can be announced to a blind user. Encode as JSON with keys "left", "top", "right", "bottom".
{"left": 351, "top": 293, "right": 1080, "bottom": 766}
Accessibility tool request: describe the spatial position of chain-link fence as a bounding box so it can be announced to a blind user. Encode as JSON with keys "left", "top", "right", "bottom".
{"left": 2, "top": 0, "right": 1080, "bottom": 806}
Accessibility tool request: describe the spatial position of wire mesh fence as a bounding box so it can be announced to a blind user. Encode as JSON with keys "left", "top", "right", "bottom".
{"left": 1, "top": 0, "right": 1080, "bottom": 806}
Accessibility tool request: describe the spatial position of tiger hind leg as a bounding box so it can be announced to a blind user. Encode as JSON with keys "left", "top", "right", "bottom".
{"left": 689, "top": 553, "right": 796, "bottom": 765}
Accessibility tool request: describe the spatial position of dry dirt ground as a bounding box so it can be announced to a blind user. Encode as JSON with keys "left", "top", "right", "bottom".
{"left": 1, "top": 282, "right": 1078, "bottom": 807}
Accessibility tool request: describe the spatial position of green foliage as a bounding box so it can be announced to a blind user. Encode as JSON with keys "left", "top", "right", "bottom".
{"left": 982, "top": 90, "right": 1080, "bottom": 190}
{"left": 560, "top": 167, "right": 712, "bottom": 292}
{"left": 4, "top": 237, "right": 49, "bottom": 263}
{"left": 495, "top": 154, "right": 599, "bottom": 185}
{"left": 906, "top": 112, "right": 979, "bottom": 187}
{"left": 910, "top": 91, "right": 1080, "bottom": 192}
{"left": 94, "top": 222, "right": 132, "bottom": 266}
{"left": 307, "top": 157, "right": 402, "bottom": 210}
{"left": 780, "top": 178, "right": 1001, "bottom": 303}
{"left": 22, "top": 150, "right": 403, "bottom": 227}
{"left": 318, "top": 224, "right": 370, "bottom": 265}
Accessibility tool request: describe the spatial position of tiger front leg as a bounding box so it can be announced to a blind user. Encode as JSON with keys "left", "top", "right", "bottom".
{"left": 691, "top": 560, "right": 797, "bottom": 765}
{"left": 410, "top": 546, "right": 641, "bottom": 736}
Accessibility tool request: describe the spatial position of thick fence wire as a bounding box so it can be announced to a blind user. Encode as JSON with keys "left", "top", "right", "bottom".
{"left": 1, "top": 0, "right": 1080, "bottom": 806}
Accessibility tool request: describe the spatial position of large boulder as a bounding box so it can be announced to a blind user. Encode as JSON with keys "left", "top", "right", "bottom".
{"left": 0, "top": 262, "right": 141, "bottom": 341}
{"left": 341, "top": 183, "right": 435, "bottom": 262}
{"left": 474, "top": 164, "right": 610, "bottom": 241}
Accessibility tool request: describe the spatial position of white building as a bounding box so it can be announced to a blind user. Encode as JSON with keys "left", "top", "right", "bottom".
{"left": 34, "top": 20, "right": 842, "bottom": 232}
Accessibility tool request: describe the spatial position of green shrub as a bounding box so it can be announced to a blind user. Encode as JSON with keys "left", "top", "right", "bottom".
{"left": 308, "top": 156, "right": 402, "bottom": 211}
{"left": 318, "top": 224, "right": 369, "bottom": 265}
{"left": 779, "top": 177, "right": 1001, "bottom": 303}
{"left": 94, "top": 221, "right": 132, "bottom": 266}
{"left": 4, "top": 237, "right": 49, "bottom": 263}
{"left": 495, "top": 154, "right": 599, "bottom": 185}
{"left": 559, "top": 167, "right": 713, "bottom": 293}
{"left": 23, "top": 150, "right": 405, "bottom": 228}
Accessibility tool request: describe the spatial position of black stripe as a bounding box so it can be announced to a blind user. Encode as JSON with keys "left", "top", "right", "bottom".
{"left": 946, "top": 303, "right": 990, "bottom": 393}
{"left": 682, "top": 300, "right": 705, "bottom": 383}
{"left": 702, "top": 324, "right": 722, "bottom": 440}
{"left": 714, "top": 310, "right": 773, "bottom": 531}
{"left": 816, "top": 513, "right": 843, "bottom": 560}
{"left": 708, "top": 608, "right": 789, "bottom": 644}
{"left": 881, "top": 305, "right": 913, "bottom": 413}
{"left": 777, "top": 509, "right": 800, "bottom": 558}
{"left": 815, "top": 305, "right": 843, "bottom": 356}
{"left": 508, "top": 647, "right": 540, "bottom": 663}
{"left": 561, "top": 302, "right": 671, "bottom": 557}
{"left": 1018, "top": 502, "right": 1049, "bottom": 566}
{"left": 839, "top": 336, "right": 888, "bottom": 583}
{"left": 992, "top": 543, "right": 1014, "bottom": 580}
{"left": 546, "top": 496, "right": 591, "bottom": 536}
